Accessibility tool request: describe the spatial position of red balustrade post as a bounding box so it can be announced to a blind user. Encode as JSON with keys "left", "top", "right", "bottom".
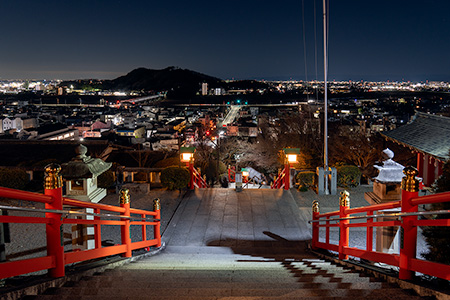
{"left": 119, "top": 188, "right": 132, "bottom": 258}
{"left": 153, "top": 198, "right": 161, "bottom": 247}
{"left": 326, "top": 216, "right": 330, "bottom": 246}
{"left": 399, "top": 167, "right": 419, "bottom": 280}
{"left": 44, "top": 164, "right": 65, "bottom": 278}
{"left": 339, "top": 191, "right": 350, "bottom": 260}
{"left": 94, "top": 208, "right": 101, "bottom": 249}
{"left": 284, "top": 164, "right": 290, "bottom": 190}
{"left": 189, "top": 161, "right": 195, "bottom": 190}
{"left": 141, "top": 213, "right": 147, "bottom": 241}
{"left": 366, "top": 211, "right": 373, "bottom": 252}
{"left": 311, "top": 200, "right": 319, "bottom": 250}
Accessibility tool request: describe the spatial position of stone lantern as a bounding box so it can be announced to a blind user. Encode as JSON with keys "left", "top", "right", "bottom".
{"left": 365, "top": 148, "right": 404, "bottom": 204}
{"left": 364, "top": 148, "right": 404, "bottom": 253}
{"left": 61, "top": 144, "right": 112, "bottom": 251}
{"left": 61, "top": 144, "right": 112, "bottom": 203}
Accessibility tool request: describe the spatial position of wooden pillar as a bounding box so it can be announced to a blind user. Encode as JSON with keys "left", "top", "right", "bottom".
{"left": 44, "top": 164, "right": 65, "bottom": 278}
{"left": 284, "top": 163, "right": 290, "bottom": 190}
{"left": 399, "top": 166, "right": 419, "bottom": 280}
{"left": 338, "top": 191, "right": 350, "bottom": 260}
{"left": 153, "top": 198, "right": 161, "bottom": 247}
{"left": 416, "top": 152, "right": 424, "bottom": 178}
{"left": 426, "top": 157, "right": 435, "bottom": 186}
{"left": 119, "top": 188, "right": 132, "bottom": 258}
{"left": 312, "top": 201, "right": 319, "bottom": 250}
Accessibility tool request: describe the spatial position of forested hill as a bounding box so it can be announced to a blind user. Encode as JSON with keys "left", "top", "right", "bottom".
{"left": 102, "top": 67, "right": 222, "bottom": 92}
{"left": 60, "top": 66, "right": 271, "bottom": 99}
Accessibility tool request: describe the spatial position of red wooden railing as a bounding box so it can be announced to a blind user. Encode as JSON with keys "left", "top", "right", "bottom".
{"left": 0, "top": 165, "right": 161, "bottom": 280}
{"left": 311, "top": 166, "right": 450, "bottom": 281}
{"left": 190, "top": 164, "right": 208, "bottom": 189}
{"left": 271, "top": 165, "right": 288, "bottom": 190}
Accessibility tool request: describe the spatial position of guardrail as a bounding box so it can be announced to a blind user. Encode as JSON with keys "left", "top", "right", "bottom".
{"left": 310, "top": 166, "right": 450, "bottom": 281}
{"left": 191, "top": 167, "right": 209, "bottom": 189}
{"left": 0, "top": 164, "right": 161, "bottom": 280}
{"left": 271, "top": 166, "right": 287, "bottom": 189}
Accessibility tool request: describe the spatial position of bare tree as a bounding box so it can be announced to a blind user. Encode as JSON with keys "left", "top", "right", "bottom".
{"left": 329, "top": 130, "right": 384, "bottom": 181}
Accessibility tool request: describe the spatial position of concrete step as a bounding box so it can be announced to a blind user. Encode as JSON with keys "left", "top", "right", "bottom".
{"left": 23, "top": 250, "right": 427, "bottom": 300}
{"left": 65, "top": 278, "right": 392, "bottom": 290}
{"left": 31, "top": 287, "right": 423, "bottom": 299}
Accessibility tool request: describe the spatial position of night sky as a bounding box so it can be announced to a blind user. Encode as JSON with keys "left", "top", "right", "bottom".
{"left": 1, "top": 0, "right": 449, "bottom": 81}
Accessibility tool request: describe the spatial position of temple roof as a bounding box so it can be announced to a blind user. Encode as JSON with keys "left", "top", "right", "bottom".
{"left": 381, "top": 112, "right": 450, "bottom": 162}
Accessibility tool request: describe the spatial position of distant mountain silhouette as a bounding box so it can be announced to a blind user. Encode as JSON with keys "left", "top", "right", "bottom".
{"left": 60, "top": 67, "right": 271, "bottom": 99}
{"left": 102, "top": 66, "right": 223, "bottom": 98}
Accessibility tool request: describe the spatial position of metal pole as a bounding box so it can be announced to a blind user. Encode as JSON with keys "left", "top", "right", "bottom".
{"left": 323, "top": 0, "right": 329, "bottom": 194}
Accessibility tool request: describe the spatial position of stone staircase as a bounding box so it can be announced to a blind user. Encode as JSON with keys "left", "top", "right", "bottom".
{"left": 22, "top": 246, "right": 428, "bottom": 300}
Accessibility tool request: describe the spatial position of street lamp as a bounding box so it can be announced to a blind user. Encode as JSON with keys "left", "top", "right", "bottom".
{"left": 180, "top": 147, "right": 196, "bottom": 190}
{"left": 180, "top": 147, "right": 195, "bottom": 164}
{"left": 283, "top": 148, "right": 300, "bottom": 165}
{"left": 283, "top": 148, "right": 300, "bottom": 190}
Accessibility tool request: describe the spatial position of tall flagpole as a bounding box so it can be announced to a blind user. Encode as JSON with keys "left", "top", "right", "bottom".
{"left": 323, "top": 0, "right": 329, "bottom": 194}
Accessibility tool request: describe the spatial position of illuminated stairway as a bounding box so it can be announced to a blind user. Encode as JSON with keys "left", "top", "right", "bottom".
{"left": 27, "top": 246, "right": 427, "bottom": 300}
{"left": 16, "top": 189, "right": 434, "bottom": 299}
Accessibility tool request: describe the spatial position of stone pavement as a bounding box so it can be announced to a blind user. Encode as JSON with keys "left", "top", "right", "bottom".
{"left": 99, "top": 184, "right": 427, "bottom": 257}
{"left": 162, "top": 188, "right": 312, "bottom": 254}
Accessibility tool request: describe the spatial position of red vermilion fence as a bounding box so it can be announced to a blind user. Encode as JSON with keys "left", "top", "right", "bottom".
{"left": 0, "top": 165, "right": 161, "bottom": 280}
{"left": 311, "top": 166, "right": 450, "bottom": 281}
{"left": 271, "top": 165, "right": 288, "bottom": 190}
{"left": 190, "top": 165, "right": 208, "bottom": 189}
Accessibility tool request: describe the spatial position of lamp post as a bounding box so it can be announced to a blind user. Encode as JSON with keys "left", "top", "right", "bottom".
{"left": 180, "top": 147, "right": 196, "bottom": 190}
{"left": 283, "top": 148, "right": 300, "bottom": 190}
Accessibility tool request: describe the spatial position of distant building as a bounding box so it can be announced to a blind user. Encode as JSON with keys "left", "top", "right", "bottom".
{"left": 201, "top": 83, "right": 208, "bottom": 96}
{"left": 1, "top": 118, "right": 13, "bottom": 133}
{"left": 116, "top": 126, "right": 146, "bottom": 138}
{"left": 36, "top": 123, "right": 79, "bottom": 141}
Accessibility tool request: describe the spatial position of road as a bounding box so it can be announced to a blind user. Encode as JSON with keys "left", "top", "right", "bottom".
{"left": 220, "top": 105, "right": 241, "bottom": 127}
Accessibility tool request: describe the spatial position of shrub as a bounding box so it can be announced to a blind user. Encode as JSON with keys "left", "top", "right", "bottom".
{"left": 336, "top": 165, "right": 361, "bottom": 188}
{"left": 0, "top": 167, "right": 29, "bottom": 190}
{"left": 160, "top": 166, "right": 190, "bottom": 190}
{"left": 97, "top": 169, "right": 115, "bottom": 189}
{"left": 219, "top": 173, "right": 229, "bottom": 188}
{"left": 296, "top": 171, "right": 315, "bottom": 191}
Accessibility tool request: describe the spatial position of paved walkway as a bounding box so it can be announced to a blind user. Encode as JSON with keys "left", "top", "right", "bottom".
{"left": 162, "top": 189, "right": 312, "bottom": 255}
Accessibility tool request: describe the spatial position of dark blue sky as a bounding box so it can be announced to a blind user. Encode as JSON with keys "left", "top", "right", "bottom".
{"left": 1, "top": 0, "right": 449, "bottom": 81}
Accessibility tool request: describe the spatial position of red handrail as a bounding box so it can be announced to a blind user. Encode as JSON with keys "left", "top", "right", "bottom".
{"left": 0, "top": 170, "right": 161, "bottom": 280}
{"left": 311, "top": 179, "right": 450, "bottom": 281}
{"left": 271, "top": 167, "right": 286, "bottom": 189}
{"left": 192, "top": 167, "right": 208, "bottom": 188}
